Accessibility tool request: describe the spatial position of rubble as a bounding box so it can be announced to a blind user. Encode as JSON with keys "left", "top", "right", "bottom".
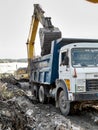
{"left": 0, "top": 77, "right": 98, "bottom": 130}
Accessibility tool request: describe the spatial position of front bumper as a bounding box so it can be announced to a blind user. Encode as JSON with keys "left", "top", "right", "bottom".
{"left": 73, "top": 92, "right": 98, "bottom": 101}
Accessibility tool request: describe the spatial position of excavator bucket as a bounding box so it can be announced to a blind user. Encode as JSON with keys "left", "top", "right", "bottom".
{"left": 39, "top": 28, "right": 61, "bottom": 56}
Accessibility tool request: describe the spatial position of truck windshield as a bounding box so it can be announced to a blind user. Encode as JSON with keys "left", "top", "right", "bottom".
{"left": 71, "top": 48, "right": 98, "bottom": 67}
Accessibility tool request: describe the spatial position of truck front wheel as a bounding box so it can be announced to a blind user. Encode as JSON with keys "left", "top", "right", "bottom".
{"left": 58, "top": 90, "right": 70, "bottom": 116}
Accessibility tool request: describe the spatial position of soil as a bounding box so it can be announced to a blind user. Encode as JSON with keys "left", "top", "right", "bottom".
{"left": 0, "top": 76, "right": 98, "bottom": 130}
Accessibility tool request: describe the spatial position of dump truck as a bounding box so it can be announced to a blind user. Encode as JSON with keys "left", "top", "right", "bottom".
{"left": 27, "top": 4, "right": 98, "bottom": 116}
{"left": 30, "top": 38, "right": 98, "bottom": 116}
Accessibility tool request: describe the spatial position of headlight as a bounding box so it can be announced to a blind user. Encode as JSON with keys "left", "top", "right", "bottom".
{"left": 76, "top": 85, "right": 85, "bottom": 92}
{"left": 76, "top": 79, "right": 85, "bottom": 92}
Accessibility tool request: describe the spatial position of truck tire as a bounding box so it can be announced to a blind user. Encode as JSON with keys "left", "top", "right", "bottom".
{"left": 39, "top": 86, "right": 46, "bottom": 103}
{"left": 33, "top": 85, "right": 39, "bottom": 99}
{"left": 58, "top": 90, "right": 70, "bottom": 116}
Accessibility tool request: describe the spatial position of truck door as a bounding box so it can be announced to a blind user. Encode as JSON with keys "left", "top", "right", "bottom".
{"left": 59, "top": 50, "right": 70, "bottom": 79}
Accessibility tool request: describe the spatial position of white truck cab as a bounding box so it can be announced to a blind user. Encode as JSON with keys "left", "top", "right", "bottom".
{"left": 57, "top": 42, "right": 98, "bottom": 115}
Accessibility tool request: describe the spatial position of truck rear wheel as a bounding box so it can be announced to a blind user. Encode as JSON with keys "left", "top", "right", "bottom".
{"left": 58, "top": 90, "right": 70, "bottom": 116}
{"left": 39, "top": 86, "right": 46, "bottom": 103}
{"left": 33, "top": 85, "right": 39, "bottom": 99}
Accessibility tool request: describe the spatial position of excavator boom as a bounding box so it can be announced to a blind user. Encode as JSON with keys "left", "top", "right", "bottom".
{"left": 26, "top": 4, "right": 55, "bottom": 60}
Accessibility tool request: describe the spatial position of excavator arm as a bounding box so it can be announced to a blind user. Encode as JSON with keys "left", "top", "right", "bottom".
{"left": 26, "top": 4, "right": 54, "bottom": 60}
{"left": 26, "top": 15, "right": 39, "bottom": 60}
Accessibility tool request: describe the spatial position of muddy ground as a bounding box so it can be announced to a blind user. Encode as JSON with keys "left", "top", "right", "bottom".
{"left": 0, "top": 76, "right": 98, "bottom": 130}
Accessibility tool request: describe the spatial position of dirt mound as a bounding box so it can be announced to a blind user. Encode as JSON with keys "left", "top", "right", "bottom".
{"left": 0, "top": 80, "right": 98, "bottom": 130}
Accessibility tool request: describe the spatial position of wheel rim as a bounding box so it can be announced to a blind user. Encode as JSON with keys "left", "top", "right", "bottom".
{"left": 58, "top": 90, "right": 70, "bottom": 116}
{"left": 59, "top": 91, "right": 67, "bottom": 108}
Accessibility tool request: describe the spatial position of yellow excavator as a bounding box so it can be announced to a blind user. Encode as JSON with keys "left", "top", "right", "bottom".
{"left": 14, "top": 0, "right": 98, "bottom": 83}
{"left": 15, "top": 4, "right": 61, "bottom": 82}
{"left": 26, "top": 4, "right": 61, "bottom": 78}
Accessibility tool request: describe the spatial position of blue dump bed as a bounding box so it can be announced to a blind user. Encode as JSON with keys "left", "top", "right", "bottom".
{"left": 31, "top": 40, "right": 62, "bottom": 85}
{"left": 31, "top": 38, "right": 98, "bottom": 85}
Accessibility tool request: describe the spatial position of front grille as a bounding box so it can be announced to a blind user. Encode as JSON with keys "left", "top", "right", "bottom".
{"left": 86, "top": 79, "right": 98, "bottom": 91}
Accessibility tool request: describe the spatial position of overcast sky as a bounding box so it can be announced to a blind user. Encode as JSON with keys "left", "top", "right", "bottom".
{"left": 0, "top": 0, "right": 98, "bottom": 59}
